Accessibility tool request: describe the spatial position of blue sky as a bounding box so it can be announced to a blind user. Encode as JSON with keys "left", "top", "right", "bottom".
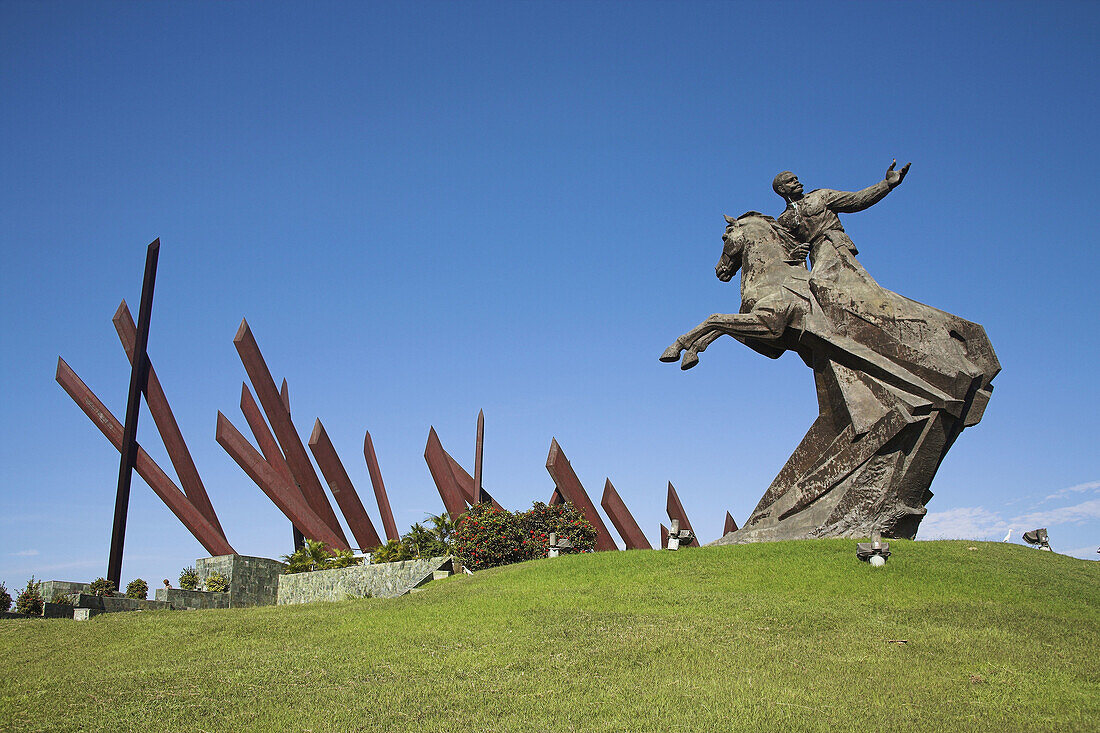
{"left": 2, "top": 1, "right": 1097, "bottom": 587}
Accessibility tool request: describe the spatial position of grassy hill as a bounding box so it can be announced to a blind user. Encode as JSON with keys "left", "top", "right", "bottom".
{"left": 1, "top": 540, "right": 1097, "bottom": 732}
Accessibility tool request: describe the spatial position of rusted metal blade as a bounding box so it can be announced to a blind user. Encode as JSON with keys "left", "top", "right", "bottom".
{"left": 444, "top": 448, "right": 502, "bottom": 510}
{"left": 666, "top": 482, "right": 700, "bottom": 547}
{"left": 56, "top": 357, "right": 234, "bottom": 557}
{"left": 549, "top": 487, "right": 565, "bottom": 505}
{"left": 660, "top": 523, "right": 669, "bottom": 549}
{"left": 216, "top": 412, "right": 348, "bottom": 551}
{"left": 240, "top": 383, "right": 304, "bottom": 547}
{"left": 280, "top": 378, "right": 290, "bottom": 413}
{"left": 601, "top": 478, "right": 652, "bottom": 550}
{"left": 363, "top": 430, "right": 399, "bottom": 542}
{"left": 545, "top": 439, "right": 618, "bottom": 551}
{"left": 113, "top": 300, "right": 225, "bottom": 539}
{"left": 424, "top": 427, "right": 468, "bottom": 519}
{"left": 473, "top": 410, "right": 484, "bottom": 504}
{"left": 240, "top": 384, "right": 295, "bottom": 487}
{"left": 309, "top": 419, "right": 382, "bottom": 551}
{"left": 233, "top": 319, "right": 348, "bottom": 546}
{"left": 724, "top": 511, "right": 738, "bottom": 534}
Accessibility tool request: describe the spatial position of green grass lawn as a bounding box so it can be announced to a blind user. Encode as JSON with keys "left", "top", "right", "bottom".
{"left": 1, "top": 540, "right": 1097, "bottom": 732}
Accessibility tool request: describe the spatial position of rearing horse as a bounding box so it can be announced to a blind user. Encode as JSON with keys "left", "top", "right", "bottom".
{"left": 661, "top": 212, "right": 811, "bottom": 368}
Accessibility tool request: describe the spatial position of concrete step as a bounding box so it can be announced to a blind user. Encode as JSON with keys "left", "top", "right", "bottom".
{"left": 432, "top": 570, "right": 452, "bottom": 580}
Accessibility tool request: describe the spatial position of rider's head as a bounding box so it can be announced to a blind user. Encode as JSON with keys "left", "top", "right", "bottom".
{"left": 772, "top": 171, "right": 803, "bottom": 201}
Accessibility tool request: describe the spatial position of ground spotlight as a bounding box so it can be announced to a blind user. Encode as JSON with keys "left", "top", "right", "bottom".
{"left": 547, "top": 532, "right": 573, "bottom": 558}
{"left": 1022, "top": 528, "right": 1053, "bottom": 551}
{"left": 665, "top": 519, "right": 694, "bottom": 550}
{"left": 857, "top": 530, "right": 890, "bottom": 566}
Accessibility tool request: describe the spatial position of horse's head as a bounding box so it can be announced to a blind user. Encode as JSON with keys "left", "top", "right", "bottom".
{"left": 717, "top": 212, "right": 797, "bottom": 281}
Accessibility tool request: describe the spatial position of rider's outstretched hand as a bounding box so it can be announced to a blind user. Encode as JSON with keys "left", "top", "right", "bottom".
{"left": 886, "top": 159, "right": 911, "bottom": 187}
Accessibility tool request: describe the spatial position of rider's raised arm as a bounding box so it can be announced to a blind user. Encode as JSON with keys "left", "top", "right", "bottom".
{"left": 821, "top": 179, "right": 892, "bottom": 214}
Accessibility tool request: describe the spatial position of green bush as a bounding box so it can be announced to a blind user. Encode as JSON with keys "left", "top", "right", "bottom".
{"left": 88, "top": 577, "right": 116, "bottom": 597}
{"left": 125, "top": 578, "right": 149, "bottom": 600}
{"left": 371, "top": 539, "right": 413, "bottom": 564}
{"left": 0, "top": 581, "right": 11, "bottom": 613}
{"left": 453, "top": 503, "right": 529, "bottom": 570}
{"left": 50, "top": 592, "right": 75, "bottom": 606}
{"left": 519, "top": 501, "right": 597, "bottom": 558}
{"left": 281, "top": 539, "right": 363, "bottom": 574}
{"left": 179, "top": 567, "right": 199, "bottom": 590}
{"left": 327, "top": 548, "right": 360, "bottom": 569}
{"left": 205, "top": 572, "right": 229, "bottom": 592}
{"left": 15, "top": 577, "right": 43, "bottom": 616}
{"left": 404, "top": 513, "right": 455, "bottom": 558}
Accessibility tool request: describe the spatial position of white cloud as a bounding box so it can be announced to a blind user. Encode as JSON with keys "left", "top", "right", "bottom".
{"left": 12, "top": 549, "right": 39, "bottom": 557}
{"left": 1015, "top": 498, "right": 1100, "bottom": 528}
{"left": 1043, "top": 480, "right": 1100, "bottom": 503}
{"left": 1060, "top": 545, "right": 1100, "bottom": 561}
{"left": 918, "top": 506, "right": 1009, "bottom": 540}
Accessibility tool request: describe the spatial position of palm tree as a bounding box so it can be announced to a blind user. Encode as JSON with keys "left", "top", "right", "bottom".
{"left": 281, "top": 539, "right": 333, "bottom": 573}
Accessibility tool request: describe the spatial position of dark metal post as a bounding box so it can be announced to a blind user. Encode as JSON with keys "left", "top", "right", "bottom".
{"left": 279, "top": 380, "right": 305, "bottom": 551}
{"left": 107, "top": 239, "right": 159, "bottom": 588}
{"left": 473, "top": 410, "right": 484, "bottom": 504}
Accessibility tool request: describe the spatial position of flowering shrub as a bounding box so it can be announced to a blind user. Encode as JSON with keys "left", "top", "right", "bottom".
{"left": 519, "top": 501, "right": 597, "bottom": 558}
{"left": 453, "top": 501, "right": 597, "bottom": 570}
{"left": 205, "top": 571, "right": 229, "bottom": 592}
{"left": 452, "top": 503, "right": 528, "bottom": 570}
{"left": 88, "top": 577, "right": 116, "bottom": 597}
{"left": 179, "top": 567, "right": 200, "bottom": 590}
{"left": 125, "top": 578, "right": 149, "bottom": 600}
{"left": 0, "top": 581, "right": 11, "bottom": 613}
{"left": 15, "top": 576, "right": 43, "bottom": 616}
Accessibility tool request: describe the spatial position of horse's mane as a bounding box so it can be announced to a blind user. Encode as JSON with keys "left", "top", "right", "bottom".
{"left": 723, "top": 211, "right": 800, "bottom": 253}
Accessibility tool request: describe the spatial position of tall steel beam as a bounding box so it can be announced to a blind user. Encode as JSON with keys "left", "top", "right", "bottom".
{"left": 108, "top": 239, "right": 159, "bottom": 587}
{"left": 601, "top": 478, "right": 652, "bottom": 550}
{"left": 424, "top": 427, "right": 468, "bottom": 519}
{"left": 276, "top": 379, "right": 304, "bottom": 551}
{"left": 666, "top": 482, "right": 700, "bottom": 547}
{"left": 216, "top": 412, "right": 348, "bottom": 550}
{"left": 56, "top": 358, "right": 234, "bottom": 557}
{"left": 724, "top": 512, "right": 738, "bottom": 535}
{"left": 444, "top": 449, "right": 501, "bottom": 510}
{"left": 363, "top": 430, "right": 399, "bottom": 542}
{"left": 309, "top": 419, "right": 382, "bottom": 551}
{"left": 113, "top": 300, "right": 225, "bottom": 539}
{"left": 545, "top": 439, "right": 618, "bottom": 551}
{"left": 233, "top": 319, "right": 348, "bottom": 546}
{"left": 473, "top": 410, "right": 484, "bottom": 505}
{"left": 240, "top": 384, "right": 295, "bottom": 487}
{"left": 239, "top": 383, "right": 303, "bottom": 550}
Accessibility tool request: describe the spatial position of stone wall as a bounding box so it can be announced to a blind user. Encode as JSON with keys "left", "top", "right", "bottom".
{"left": 196, "top": 554, "right": 286, "bottom": 608}
{"left": 38, "top": 581, "right": 91, "bottom": 600}
{"left": 277, "top": 557, "right": 453, "bottom": 605}
{"left": 154, "top": 587, "right": 230, "bottom": 611}
{"left": 72, "top": 594, "right": 172, "bottom": 612}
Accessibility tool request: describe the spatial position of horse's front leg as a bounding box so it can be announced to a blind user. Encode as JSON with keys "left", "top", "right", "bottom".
{"left": 663, "top": 312, "right": 780, "bottom": 369}
{"left": 659, "top": 314, "right": 736, "bottom": 365}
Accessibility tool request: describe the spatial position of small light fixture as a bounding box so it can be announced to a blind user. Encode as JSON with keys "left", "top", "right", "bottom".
{"left": 1022, "top": 528, "right": 1053, "bottom": 551}
{"left": 666, "top": 519, "right": 694, "bottom": 550}
{"left": 857, "top": 530, "right": 890, "bottom": 566}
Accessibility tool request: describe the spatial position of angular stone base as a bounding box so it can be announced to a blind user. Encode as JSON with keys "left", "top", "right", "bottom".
{"left": 276, "top": 557, "right": 454, "bottom": 605}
